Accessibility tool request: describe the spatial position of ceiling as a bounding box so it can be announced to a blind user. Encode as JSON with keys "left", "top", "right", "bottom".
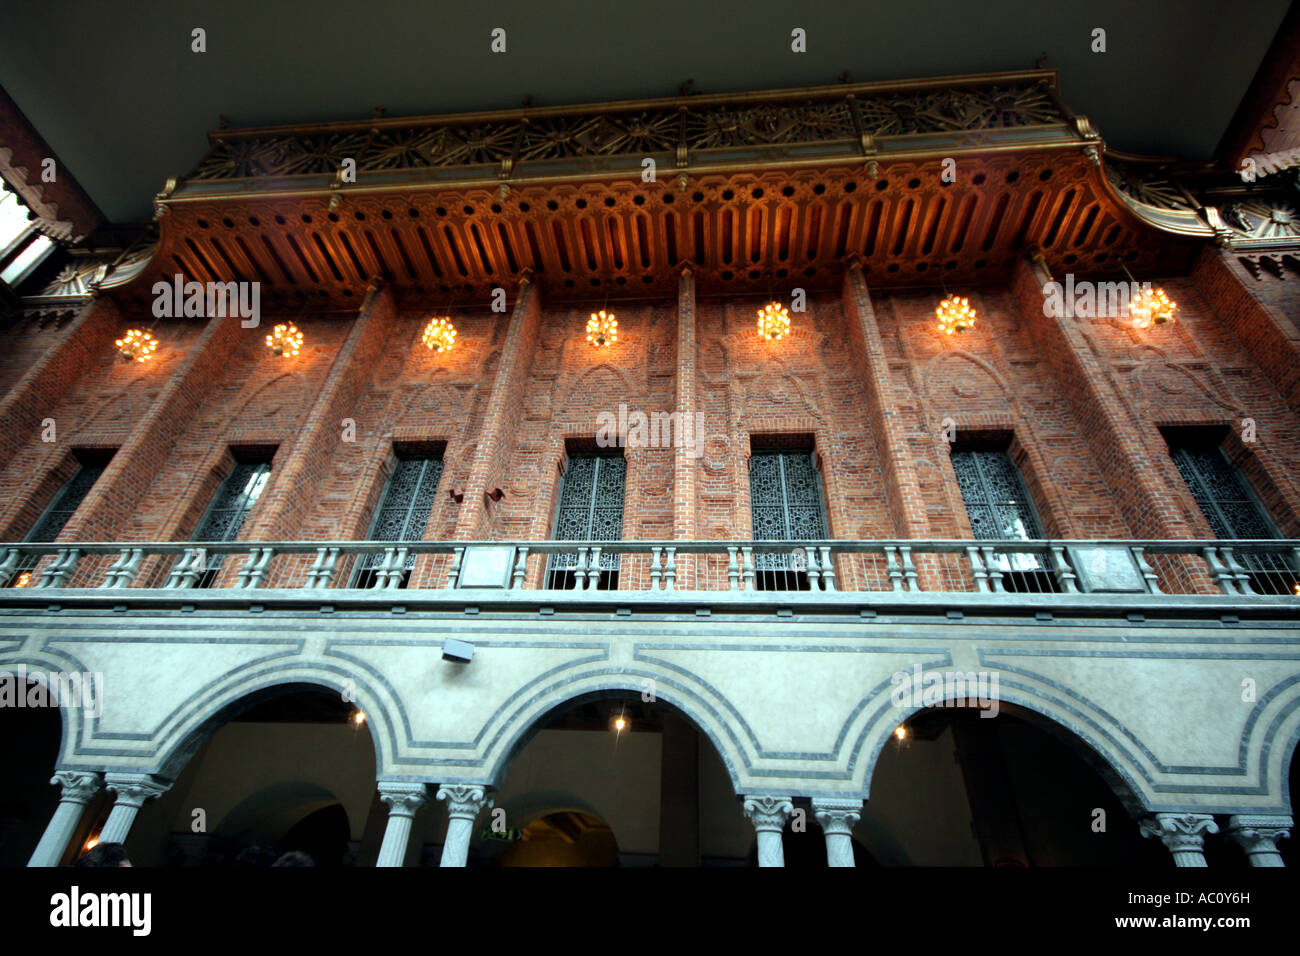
{"left": 0, "top": 0, "right": 1289, "bottom": 224}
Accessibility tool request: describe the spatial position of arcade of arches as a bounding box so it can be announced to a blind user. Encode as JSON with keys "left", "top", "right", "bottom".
{"left": 4, "top": 683, "right": 1295, "bottom": 867}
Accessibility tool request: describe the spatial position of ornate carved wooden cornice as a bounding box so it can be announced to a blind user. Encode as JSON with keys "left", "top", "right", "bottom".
{"left": 87, "top": 70, "right": 1276, "bottom": 310}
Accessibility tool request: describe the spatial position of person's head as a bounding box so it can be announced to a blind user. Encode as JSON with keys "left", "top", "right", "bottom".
{"left": 271, "top": 850, "right": 315, "bottom": 867}
{"left": 233, "top": 845, "right": 278, "bottom": 868}
{"left": 75, "top": 843, "right": 131, "bottom": 867}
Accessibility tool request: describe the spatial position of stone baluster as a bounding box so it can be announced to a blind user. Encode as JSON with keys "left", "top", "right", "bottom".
{"left": 726, "top": 547, "right": 739, "bottom": 590}
{"left": 1131, "top": 546, "right": 1162, "bottom": 593}
{"left": 511, "top": 546, "right": 529, "bottom": 590}
{"left": 305, "top": 547, "right": 340, "bottom": 588}
{"left": 980, "top": 547, "right": 1004, "bottom": 592}
{"left": 36, "top": 549, "right": 80, "bottom": 588}
{"left": 650, "top": 547, "right": 663, "bottom": 590}
{"left": 447, "top": 546, "right": 465, "bottom": 588}
{"left": 885, "top": 546, "right": 904, "bottom": 591}
{"left": 100, "top": 548, "right": 144, "bottom": 588}
{"left": 1049, "top": 546, "right": 1080, "bottom": 593}
{"left": 664, "top": 547, "right": 677, "bottom": 591}
{"left": 741, "top": 547, "right": 755, "bottom": 590}
{"left": 899, "top": 546, "right": 918, "bottom": 591}
{"left": 236, "top": 547, "right": 274, "bottom": 588}
{"left": 1201, "top": 547, "right": 1238, "bottom": 594}
{"left": 819, "top": 547, "right": 837, "bottom": 591}
{"left": 966, "top": 546, "right": 990, "bottom": 592}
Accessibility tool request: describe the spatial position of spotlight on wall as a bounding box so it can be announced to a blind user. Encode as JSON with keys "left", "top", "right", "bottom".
{"left": 443, "top": 638, "right": 474, "bottom": 663}
{"left": 352, "top": 711, "right": 367, "bottom": 726}
{"left": 612, "top": 715, "right": 627, "bottom": 734}
{"left": 894, "top": 725, "right": 908, "bottom": 741}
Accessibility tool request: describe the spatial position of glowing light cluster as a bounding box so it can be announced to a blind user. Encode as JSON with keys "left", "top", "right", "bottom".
{"left": 12, "top": 571, "right": 32, "bottom": 589}
{"left": 422, "top": 316, "right": 457, "bottom": 352}
{"left": 115, "top": 329, "right": 159, "bottom": 363}
{"left": 586, "top": 309, "right": 618, "bottom": 347}
{"left": 756, "top": 302, "right": 791, "bottom": 340}
{"left": 1129, "top": 287, "right": 1177, "bottom": 329}
{"left": 266, "top": 323, "right": 303, "bottom": 357}
{"left": 936, "top": 295, "right": 976, "bottom": 335}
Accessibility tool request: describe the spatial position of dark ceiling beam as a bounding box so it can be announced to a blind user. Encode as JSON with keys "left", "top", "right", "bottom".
{"left": 1216, "top": 0, "right": 1300, "bottom": 169}
{"left": 0, "top": 84, "right": 105, "bottom": 242}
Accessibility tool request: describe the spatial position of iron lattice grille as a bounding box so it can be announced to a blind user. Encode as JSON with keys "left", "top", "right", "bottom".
{"left": 1171, "top": 446, "right": 1295, "bottom": 587}
{"left": 10, "top": 463, "right": 107, "bottom": 582}
{"left": 951, "top": 450, "right": 1050, "bottom": 574}
{"left": 547, "top": 454, "right": 625, "bottom": 583}
{"left": 26, "top": 464, "right": 105, "bottom": 543}
{"left": 748, "top": 451, "right": 827, "bottom": 571}
{"left": 355, "top": 456, "right": 444, "bottom": 578}
{"left": 190, "top": 462, "right": 271, "bottom": 583}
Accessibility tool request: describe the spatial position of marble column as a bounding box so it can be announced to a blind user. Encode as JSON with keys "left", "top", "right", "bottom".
{"left": 743, "top": 795, "right": 793, "bottom": 867}
{"left": 812, "top": 797, "right": 863, "bottom": 867}
{"left": 375, "top": 781, "right": 429, "bottom": 868}
{"left": 1139, "top": 812, "right": 1218, "bottom": 867}
{"left": 28, "top": 771, "right": 103, "bottom": 867}
{"left": 98, "top": 773, "right": 170, "bottom": 846}
{"left": 1225, "top": 814, "right": 1291, "bottom": 867}
{"left": 436, "top": 785, "right": 491, "bottom": 867}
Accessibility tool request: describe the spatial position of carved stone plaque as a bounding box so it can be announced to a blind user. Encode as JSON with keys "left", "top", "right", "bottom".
{"left": 1067, "top": 545, "right": 1145, "bottom": 593}
{"left": 458, "top": 546, "right": 515, "bottom": 588}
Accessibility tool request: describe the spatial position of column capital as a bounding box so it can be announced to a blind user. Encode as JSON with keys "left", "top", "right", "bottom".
{"left": 742, "top": 794, "right": 794, "bottom": 832}
{"left": 811, "top": 797, "right": 863, "bottom": 835}
{"left": 51, "top": 771, "right": 103, "bottom": 804}
{"left": 436, "top": 784, "right": 492, "bottom": 820}
{"left": 104, "top": 772, "right": 170, "bottom": 809}
{"left": 1225, "top": 814, "right": 1292, "bottom": 851}
{"left": 1139, "top": 812, "right": 1218, "bottom": 852}
{"left": 377, "top": 781, "right": 430, "bottom": 817}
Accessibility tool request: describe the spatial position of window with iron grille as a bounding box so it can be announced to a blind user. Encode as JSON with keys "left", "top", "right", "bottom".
{"left": 352, "top": 454, "right": 444, "bottom": 588}
{"left": 951, "top": 448, "right": 1058, "bottom": 593}
{"left": 1170, "top": 443, "right": 1298, "bottom": 595}
{"left": 748, "top": 449, "right": 827, "bottom": 591}
{"left": 190, "top": 459, "right": 272, "bottom": 588}
{"left": 546, "top": 453, "right": 625, "bottom": 590}
{"left": 8, "top": 457, "right": 109, "bottom": 587}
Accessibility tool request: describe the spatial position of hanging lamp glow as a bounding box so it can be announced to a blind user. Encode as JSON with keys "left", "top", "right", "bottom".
{"left": 756, "top": 302, "right": 791, "bottom": 340}
{"left": 266, "top": 323, "right": 303, "bottom": 357}
{"left": 1128, "top": 286, "right": 1177, "bottom": 329}
{"left": 935, "top": 295, "right": 976, "bottom": 335}
{"left": 115, "top": 329, "right": 159, "bottom": 363}
{"left": 586, "top": 309, "right": 618, "bottom": 347}
{"left": 422, "top": 316, "right": 457, "bottom": 352}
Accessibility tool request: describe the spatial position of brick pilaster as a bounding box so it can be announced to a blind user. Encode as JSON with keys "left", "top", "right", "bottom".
{"left": 674, "top": 266, "right": 698, "bottom": 587}
{"left": 1191, "top": 246, "right": 1300, "bottom": 415}
{"left": 0, "top": 296, "right": 120, "bottom": 504}
{"left": 453, "top": 272, "right": 541, "bottom": 540}
{"left": 1011, "top": 256, "right": 1203, "bottom": 589}
{"left": 842, "top": 260, "right": 931, "bottom": 539}
{"left": 246, "top": 281, "right": 396, "bottom": 541}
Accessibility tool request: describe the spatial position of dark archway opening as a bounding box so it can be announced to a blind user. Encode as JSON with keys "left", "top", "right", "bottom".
{"left": 876, "top": 705, "right": 1169, "bottom": 866}
{"left": 0, "top": 680, "right": 64, "bottom": 865}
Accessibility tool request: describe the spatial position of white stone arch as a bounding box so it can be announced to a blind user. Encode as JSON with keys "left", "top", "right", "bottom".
{"left": 854, "top": 685, "right": 1151, "bottom": 817}
{"left": 481, "top": 670, "right": 743, "bottom": 796}
{"left": 1252, "top": 674, "right": 1300, "bottom": 817}
{"left": 151, "top": 665, "right": 394, "bottom": 782}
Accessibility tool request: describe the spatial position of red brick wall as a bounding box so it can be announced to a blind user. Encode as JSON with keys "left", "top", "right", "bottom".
{"left": 1, "top": 241, "right": 1297, "bottom": 593}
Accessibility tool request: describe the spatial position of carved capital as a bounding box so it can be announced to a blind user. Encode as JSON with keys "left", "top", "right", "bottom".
{"left": 1225, "top": 814, "right": 1292, "bottom": 852}
{"left": 812, "top": 797, "right": 863, "bottom": 836}
{"left": 1139, "top": 812, "right": 1218, "bottom": 852}
{"left": 742, "top": 794, "right": 794, "bottom": 832}
{"left": 51, "top": 771, "right": 103, "bottom": 805}
{"left": 436, "top": 784, "right": 492, "bottom": 820}
{"left": 377, "top": 781, "right": 430, "bottom": 817}
{"left": 104, "top": 773, "right": 170, "bottom": 809}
